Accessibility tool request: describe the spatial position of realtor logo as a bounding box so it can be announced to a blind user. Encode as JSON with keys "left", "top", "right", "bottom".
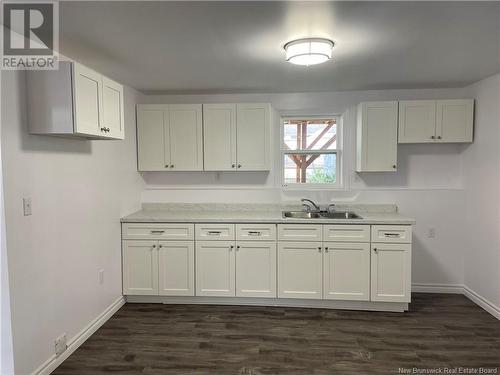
{"left": 2, "top": 1, "right": 59, "bottom": 69}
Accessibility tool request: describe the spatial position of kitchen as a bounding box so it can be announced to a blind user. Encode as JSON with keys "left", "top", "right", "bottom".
{"left": 1, "top": 1, "right": 499, "bottom": 374}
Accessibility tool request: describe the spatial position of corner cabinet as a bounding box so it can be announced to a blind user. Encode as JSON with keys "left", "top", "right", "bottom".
{"left": 27, "top": 61, "right": 124, "bottom": 139}
{"left": 398, "top": 99, "right": 474, "bottom": 143}
{"left": 356, "top": 101, "right": 398, "bottom": 172}
{"left": 136, "top": 104, "right": 203, "bottom": 171}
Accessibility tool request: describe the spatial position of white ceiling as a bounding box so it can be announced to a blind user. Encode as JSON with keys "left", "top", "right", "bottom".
{"left": 60, "top": 1, "right": 500, "bottom": 94}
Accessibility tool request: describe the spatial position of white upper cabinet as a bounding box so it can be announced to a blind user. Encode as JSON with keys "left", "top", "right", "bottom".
{"left": 27, "top": 61, "right": 124, "bottom": 139}
{"left": 73, "top": 63, "right": 102, "bottom": 137}
{"left": 203, "top": 103, "right": 271, "bottom": 171}
{"left": 203, "top": 104, "right": 237, "bottom": 171}
{"left": 101, "top": 76, "right": 125, "bottom": 139}
{"left": 399, "top": 99, "right": 473, "bottom": 143}
{"left": 137, "top": 105, "right": 168, "bottom": 171}
{"left": 168, "top": 104, "right": 203, "bottom": 171}
{"left": 436, "top": 99, "right": 474, "bottom": 143}
{"left": 356, "top": 101, "right": 398, "bottom": 172}
{"left": 136, "top": 104, "right": 203, "bottom": 171}
{"left": 398, "top": 100, "right": 436, "bottom": 143}
{"left": 236, "top": 103, "right": 271, "bottom": 171}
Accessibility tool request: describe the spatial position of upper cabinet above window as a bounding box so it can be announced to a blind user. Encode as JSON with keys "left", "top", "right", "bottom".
{"left": 27, "top": 61, "right": 124, "bottom": 140}
{"left": 398, "top": 99, "right": 473, "bottom": 143}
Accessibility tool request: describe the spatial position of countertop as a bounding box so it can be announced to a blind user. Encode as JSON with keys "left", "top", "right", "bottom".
{"left": 121, "top": 203, "right": 415, "bottom": 225}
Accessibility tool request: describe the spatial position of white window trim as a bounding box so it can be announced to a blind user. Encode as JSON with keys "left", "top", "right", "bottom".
{"left": 280, "top": 115, "right": 345, "bottom": 190}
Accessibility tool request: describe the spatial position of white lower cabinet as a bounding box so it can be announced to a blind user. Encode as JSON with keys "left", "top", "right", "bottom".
{"left": 370, "top": 243, "right": 411, "bottom": 302}
{"left": 195, "top": 241, "right": 235, "bottom": 297}
{"left": 236, "top": 241, "right": 276, "bottom": 298}
{"left": 158, "top": 241, "right": 194, "bottom": 296}
{"left": 122, "top": 240, "right": 158, "bottom": 295}
{"left": 323, "top": 242, "right": 370, "bottom": 301}
{"left": 122, "top": 238, "right": 194, "bottom": 296}
{"left": 278, "top": 241, "right": 323, "bottom": 299}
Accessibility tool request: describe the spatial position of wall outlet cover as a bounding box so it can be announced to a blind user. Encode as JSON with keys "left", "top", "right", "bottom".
{"left": 55, "top": 334, "right": 67, "bottom": 356}
{"left": 23, "top": 197, "right": 32, "bottom": 216}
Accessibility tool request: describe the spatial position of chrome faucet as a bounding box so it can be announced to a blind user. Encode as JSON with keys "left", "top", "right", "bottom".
{"left": 301, "top": 199, "right": 321, "bottom": 212}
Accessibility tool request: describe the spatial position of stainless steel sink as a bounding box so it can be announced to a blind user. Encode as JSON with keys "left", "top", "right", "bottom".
{"left": 282, "top": 211, "right": 321, "bottom": 219}
{"left": 282, "top": 211, "right": 362, "bottom": 219}
{"left": 320, "top": 211, "right": 362, "bottom": 219}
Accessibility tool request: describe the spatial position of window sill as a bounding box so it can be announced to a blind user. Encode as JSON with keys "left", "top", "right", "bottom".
{"left": 281, "top": 183, "right": 346, "bottom": 191}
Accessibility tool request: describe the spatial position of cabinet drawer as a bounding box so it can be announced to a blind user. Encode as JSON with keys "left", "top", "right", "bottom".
{"left": 277, "top": 224, "right": 322, "bottom": 242}
{"left": 196, "top": 224, "right": 235, "bottom": 240}
{"left": 122, "top": 223, "right": 194, "bottom": 240}
{"left": 371, "top": 225, "right": 412, "bottom": 243}
{"left": 323, "top": 225, "right": 370, "bottom": 242}
{"left": 236, "top": 224, "right": 276, "bottom": 241}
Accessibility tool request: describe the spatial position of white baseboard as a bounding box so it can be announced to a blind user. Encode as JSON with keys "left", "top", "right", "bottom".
{"left": 412, "top": 283, "right": 500, "bottom": 320}
{"left": 32, "top": 296, "right": 125, "bottom": 375}
{"left": 412, "top": 283, "right": 464, "bottom": 294}
{"left": 463, "top": 286, "right": 500, "bottom": 320}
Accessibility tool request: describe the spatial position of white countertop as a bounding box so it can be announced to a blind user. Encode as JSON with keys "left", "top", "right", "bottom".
{"left": 121, "top": 203, "right": 415, "bottom": 225}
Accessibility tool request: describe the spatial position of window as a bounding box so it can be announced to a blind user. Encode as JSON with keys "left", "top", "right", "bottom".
{"left": 281, "top": 116, "right": 341, "bottom": 188}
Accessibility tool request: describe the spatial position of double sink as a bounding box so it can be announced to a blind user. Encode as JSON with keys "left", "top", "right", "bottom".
{"left": 282, "top": 211, "right": 362, "bottom": 220}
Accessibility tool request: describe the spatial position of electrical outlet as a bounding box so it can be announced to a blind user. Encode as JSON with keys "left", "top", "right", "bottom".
{"left": 99, "top": 269, "right": 104, "bottom": 285}
{"left": 23, "top": 197, "right": 32, "bottom": 216}
{"left": 427, "top": 227, "right": 436, "bottom": 239}
{"left": 55, "top": 334, "right": 67, "bottom": 356}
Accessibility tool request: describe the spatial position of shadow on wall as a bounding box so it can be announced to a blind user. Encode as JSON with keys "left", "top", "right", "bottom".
{"left": 5, "top": 71, "right": 93, "bottom": 155}
{"left": 356, "top": 143, "right": 464, "bottom": 188}
{"left": 141, "top": 171, "right": 271, "bottom": 186}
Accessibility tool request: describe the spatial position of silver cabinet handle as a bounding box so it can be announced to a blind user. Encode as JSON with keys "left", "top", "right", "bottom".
{"left": 324, "top": 247, "right": 329, "bottom": 253}
{"left": 152, "top": 244, "right": 156, "bottom": 248}
{"left": 236, "top": 245, "right": 240, "bottom": 251}
{"left": 100, "top": 127, "right": 106, "bottom": 132}
{"left": 431, "top": 135, "right": 436, "bottom": 139}
{"left": 158, "top": 244, "right": 162, "bottom": 248}
{"left": 384, "top": 233, "right": 400, "bottom": 237}
{"left": 318, "top": 246, "right": 322, "bottom": 252}
{"left": 248, "top": 231, "right": 262, "bottom": 236}
{"left": 237, "top": 164, "right": 242, "bottom": 168}
{"left": 150, "top": 230, "right": 165, "bottom": 234}
{"left": 437, "top": 136, "right": 442, "bottom": 140}
{"left": 230, "top": 245, "right": 234, "bottom": 250}
{"left": 207, "top": 231, "right": 221, "bottom": 235}
{"left": 373, "top": 248, "right": 378, "bottom": 253}
{"left": 170, "top": 165, "right": 174, "bottom": 168}
{"left": 231, "top": 164, "right": 236, "bottom": 168}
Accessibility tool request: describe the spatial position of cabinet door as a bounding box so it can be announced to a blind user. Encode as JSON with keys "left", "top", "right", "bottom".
{"left": 101, "top": 76, "right": 124, "bottom": 139}
{"left": 323, "top": 242, "right": 369, "bottom": 301}
{"left": 158, "top": 241, "right": 194, "bottom": 296}
{"left": 278, "top": 242, "right": 323, "bottom": 299}
{"left": 356, "top": 101, "right": 398, "bottom": 172}
{"left": 398, "top": 100, "right": 436, "bottom": 143}
{"left": 236, "top": 241, "right": 276, "bottom": 298}
{"left": 168, "top": 104, "right": 203, "bottom": 171}
{"left": 195, "top": 241, "right": 235, "bottom": 297}
{"left": 236, "top": 103, "right": 271, "bottom": 171}
{"left": 436, "top": 99, "right": 474, "bottom": 143}
{"left": 73, "top": 62, "right": 102, "bottom": 137}
{"left": 203, "top": 104, "right": 237, "bottom": 171}
{"left": 122, "top": 240, "right": 158, "bottom": 295}
{"left": 371, "top": 243, "right": 411, "bottom": 303}
{"left": 136, "top": 105, "right": 169, "bottom": 171}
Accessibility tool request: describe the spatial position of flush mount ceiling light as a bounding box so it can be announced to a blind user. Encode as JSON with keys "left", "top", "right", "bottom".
{"left": 284, "top": 38, "right": 334, "bottom": 66}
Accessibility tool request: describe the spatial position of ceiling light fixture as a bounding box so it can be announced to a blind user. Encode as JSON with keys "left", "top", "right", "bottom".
{"left": 284, "top": 38, "right": 334, "bottom": 66}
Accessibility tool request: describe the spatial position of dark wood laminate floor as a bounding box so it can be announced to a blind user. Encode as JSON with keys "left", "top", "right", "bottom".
{"left": 53, "top": 294, "right": 500, "bottom": 375}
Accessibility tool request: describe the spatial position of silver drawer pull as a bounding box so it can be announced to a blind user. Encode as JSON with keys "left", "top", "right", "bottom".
{"left": 150, "top": 230, "right": 165, "bottom": 234}
{"left": 207, "top": 231, "right": 222, "bottom": 235}
{"left": 384, "top": 233, "right": 400, "bottom": 237}
{"left": 248, "top": 231, "right": 262, "bottom": 236}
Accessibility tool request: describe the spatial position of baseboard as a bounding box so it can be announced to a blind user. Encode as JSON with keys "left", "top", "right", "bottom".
{"left": 32, "top": 296, "right": 125, "bottom": 375}
{"left": 463, "top": 286, "right": 500, "bottom": 320}
{"left": 412, "top": 283, "right": 464, "bottom": 294}
{"left": 412, "top": 283, "right": 500, "bottom": 320}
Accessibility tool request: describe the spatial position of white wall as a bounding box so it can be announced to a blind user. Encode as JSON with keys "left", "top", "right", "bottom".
{"left": 462, "top": 73, "right": 500, "bottom": 309}
{"left": 1, "top": 71, "right": 145, "bottom": 374}
{"left": 141, "top": 87, "right": 470, "bottom": 287}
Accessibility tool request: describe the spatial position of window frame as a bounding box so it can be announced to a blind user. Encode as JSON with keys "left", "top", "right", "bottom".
{"left": 280, "top": 115, "right": 343, "bottom": 190}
